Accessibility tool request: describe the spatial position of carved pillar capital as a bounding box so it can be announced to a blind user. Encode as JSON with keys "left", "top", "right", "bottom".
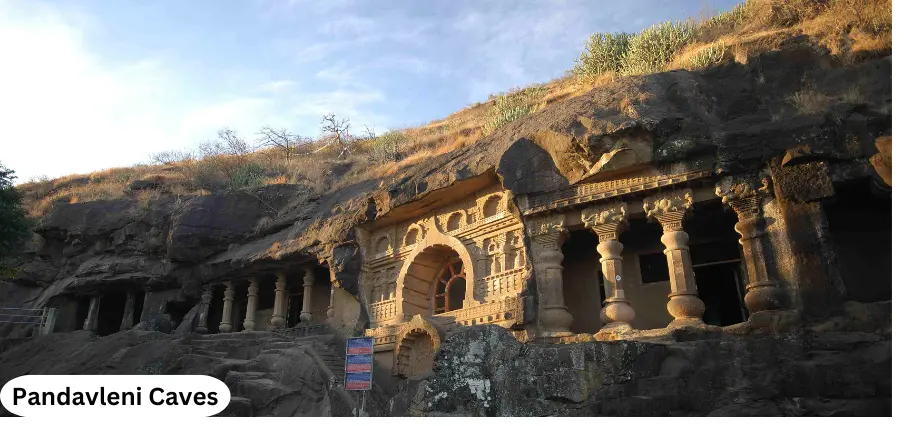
{"left": 643, "top": 188, "right": 694, "bottom": 231}
{"left": 526, "top": 213, "right": 566, "bottom": 244}
{"left": 715, "top": 175, "right": 772, "bottom": 219}
{"left": 582, "top": 201, "right": 628, "bottom": 241}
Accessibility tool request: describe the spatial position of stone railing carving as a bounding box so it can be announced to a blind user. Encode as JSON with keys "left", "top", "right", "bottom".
{"left": 434, "top": 296, "right": 523, "bottom": 327}
{"left": 476, "top": 268, "right": 526, "bottom": 301}
{"left": 369, "top": 299, "right": 398, "bottom": 324}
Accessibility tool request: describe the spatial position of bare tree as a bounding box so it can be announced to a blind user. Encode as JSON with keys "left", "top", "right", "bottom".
{"left": 256, "top": 126, "right": 306, "bottom": 173}
{"left": 149, "top": 149, "right": 198, "bottom": 184}
{"left": 320, "top": 113, "right": 352, "bottom": 158}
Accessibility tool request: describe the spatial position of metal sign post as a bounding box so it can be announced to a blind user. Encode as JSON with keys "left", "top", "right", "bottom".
{"left": 345, "top": 336, "right": 374, "bottom": 417}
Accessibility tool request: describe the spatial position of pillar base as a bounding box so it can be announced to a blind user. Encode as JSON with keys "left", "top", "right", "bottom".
{"left": 667, "top": 317, "right": 707, "bottom": 329}
{"left": 195, "top": 326, "right": 209, "bottom": 334}
{"left": 538, "top": 305, "right": 573, "bottom": 336}
{"left": 242, "top": 321, "right": 256, "bottom": 331}
{"left": 601, "top": 297, "right": 635, "bottom": 328}
{"left": 744, "top": 282, "right": 789, "bottom": 313}
{"left": 666, "top": 293, "right": 705, "bottom": 320}
{"left": 218, "top": 323, "right": 233, "bottom": 333}
{"left": 296, "top": 312, "right": 313, "bottom": 325}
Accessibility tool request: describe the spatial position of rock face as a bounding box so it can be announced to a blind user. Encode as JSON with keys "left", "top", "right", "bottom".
{"left": 397, "top": 319, "right": 891, "bottom": 416}
{"left": 0, "top": 331, "right": 390, "bottom": 417}
{"left": 1, "top": 42, "right": 891, "bottom": 331}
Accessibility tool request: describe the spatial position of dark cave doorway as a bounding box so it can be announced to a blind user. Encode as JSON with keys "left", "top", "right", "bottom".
{"left": 96, "top": 292, "right": 127, "bottom": 336}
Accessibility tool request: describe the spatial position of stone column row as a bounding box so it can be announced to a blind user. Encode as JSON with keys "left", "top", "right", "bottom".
{"left": 207, "top": 267, "right": 318, "bottom": 333}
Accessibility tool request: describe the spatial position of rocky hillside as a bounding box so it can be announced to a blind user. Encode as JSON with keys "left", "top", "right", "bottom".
{"left": 3, "top": 31, "right": 891, "bottom": 318}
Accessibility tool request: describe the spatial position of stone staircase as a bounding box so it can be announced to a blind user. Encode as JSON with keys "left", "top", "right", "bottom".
{"left": 171, "top": 331, "right": 392, "bottom": 417}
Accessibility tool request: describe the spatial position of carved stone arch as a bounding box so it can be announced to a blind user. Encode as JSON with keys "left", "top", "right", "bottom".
{"left": 395, "top": 230, "right": 476, "bottom": 317}
{"left": 481, "top": 194, "right": 503, "bottom": 219}
{"left": 393, "top": 314, "right": 444, "bottom": 378}
{"left": 374, "top": 233, "right": 392, "bottom": 256}
{"left": 444, "top": 210, "right": 466, "bottom": 233}
{"left": 403, "top": 224, "right": 424, "bottom": 246}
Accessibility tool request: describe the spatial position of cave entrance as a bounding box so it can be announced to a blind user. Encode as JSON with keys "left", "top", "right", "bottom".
{"left": 561, "top": 229, "right": 604, "bottom": 334}
{"left": 165, "top": 300, "right": 196, "bottom": 331}
{"left": 686, "top": 201, "right": 747, "bottom": 327}
{"left": 823, "top": 177, "right": 892, "bottom": 303}
{"left": 96, "top": 292, "right": 127, "bottom": 336}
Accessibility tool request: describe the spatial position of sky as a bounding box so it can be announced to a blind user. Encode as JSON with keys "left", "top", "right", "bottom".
{"left": 0, "top": 0, "right": 740, "bottom": 182}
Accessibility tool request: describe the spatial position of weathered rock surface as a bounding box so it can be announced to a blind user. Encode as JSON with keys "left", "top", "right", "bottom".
{"left": 396, "top": 319, "right": 891, "bottom": 416}
{"left": 1, "top": 42, "right": 890, "bottom": 328}
{"left": 0, "top": 331, "right": 388, "bottom": 417}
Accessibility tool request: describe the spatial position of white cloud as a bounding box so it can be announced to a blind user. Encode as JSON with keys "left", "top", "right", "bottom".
{"left": 0, "top": 0, "right": 186, "bottom": 180}
{"left": 259, "top": 80, "right": 298, "bottom": 94}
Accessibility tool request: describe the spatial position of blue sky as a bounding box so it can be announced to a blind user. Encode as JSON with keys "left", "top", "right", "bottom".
{"left": 1, "top": 0, "right": 740, "bottom": 182}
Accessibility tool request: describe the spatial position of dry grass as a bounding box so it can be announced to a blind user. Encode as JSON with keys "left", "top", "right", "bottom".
{"left": 17, "top": 0, "right": 891, "bottom": 218}
{"left": 789, "top": 85, "right": 831, "bottom": 115}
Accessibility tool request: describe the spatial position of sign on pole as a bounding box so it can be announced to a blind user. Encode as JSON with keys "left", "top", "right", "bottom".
{"left": 345, "top": 337, "right": 374, "bottom": 391}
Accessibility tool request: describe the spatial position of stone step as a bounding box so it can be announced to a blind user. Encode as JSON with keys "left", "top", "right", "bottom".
{"left": 217, "top": 396, "right": 253, "bottom": 417}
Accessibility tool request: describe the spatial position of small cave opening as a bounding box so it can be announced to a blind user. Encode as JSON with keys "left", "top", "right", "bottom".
{"left": 96, "top": 292, "right": 127, "bottom": 336}
{"left": 823, "top": 177, "right": 892, "bottom": 303}
{"left": 165, "top": 300, "right": 197, "bottom": 331}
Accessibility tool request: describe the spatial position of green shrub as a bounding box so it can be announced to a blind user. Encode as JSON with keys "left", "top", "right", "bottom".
{"left": 371, "top": 131, "right": 406, "bottom": 163}
{"left": 574, "top": 32, "right": 634, "bottom": 77}
{"left": 230, "top": 163, "right": 266, "bottom": 189}
{"left": 482, "top": 94, "right": 536, "bottom": 135}
{"left": 621, "top": 20, "right": 699, "bottom": 76}
{"left": 698, "top": 2, "right": 750, "bottom": 40}
{"left": 688, "top": 41, "right": 727, "bottom": 69}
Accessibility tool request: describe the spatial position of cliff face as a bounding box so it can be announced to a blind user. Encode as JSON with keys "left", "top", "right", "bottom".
{"left": 395, "top": 302, "right": 891, "bottom": 416}
{"left": 3, "top": 39, "right": 890, "bottom": 323}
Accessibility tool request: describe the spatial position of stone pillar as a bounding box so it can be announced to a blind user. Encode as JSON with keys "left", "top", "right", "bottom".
{"left": 195, "top": 286, "right": 213, "bottom": 334}
{"left": 83, "top": 294, "right": 102, "bottom": 332}
{"left": 298, "top": 266, "right": 315, "bottom": 323}
{"left": 582, "top": 202, "right": 634, "bottom": 329}
{"left": 716, "top": 176, "right": 789, "bottom": 313}
{"left": 526, "top": 213, "right": 573, "bottom": 336}
{"left": 269, "top": 272, "right": 288, "bottom": 329}
{"left": 243, "top": 278, "right": 259, "bottom": 332}
{"left": 326, "top": 285, "right": 336, "bottom": 323}
{"left": 119, "top": 291, "right": 137, "bottom": 331}
{"left": 219, "top": 282, "right": 236, "bottom": 333}
{"left": 643, "top": 189, "right": 705, "bottom": 324}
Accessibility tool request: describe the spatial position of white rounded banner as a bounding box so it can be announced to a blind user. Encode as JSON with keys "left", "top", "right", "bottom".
{"left": 1, "top": 375, "right": 230, "bottom": 418}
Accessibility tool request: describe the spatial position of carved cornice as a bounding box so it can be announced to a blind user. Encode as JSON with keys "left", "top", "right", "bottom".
{"left": 520, "top": 169, "right": 710, "bottom": 215}
{"left": 525, "top": 213, "right": 565, "bottom": 237}
{"left": 581, "top": 201, "right": 628, "bottom": 241}
{"left": 643, "top": 188, "right": 694, "bottom": 231}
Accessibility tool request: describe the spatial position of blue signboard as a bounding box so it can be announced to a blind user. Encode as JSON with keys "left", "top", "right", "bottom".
{"left": 345, "top": 337, "right": 374, "bottom": 391}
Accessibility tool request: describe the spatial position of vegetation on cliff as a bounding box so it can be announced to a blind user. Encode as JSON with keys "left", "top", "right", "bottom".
{"left": 14, "top": 0, "right": 891, "bottom": 220}
{"left": 0, "top": 163, "right": 32, "bottom": 277}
